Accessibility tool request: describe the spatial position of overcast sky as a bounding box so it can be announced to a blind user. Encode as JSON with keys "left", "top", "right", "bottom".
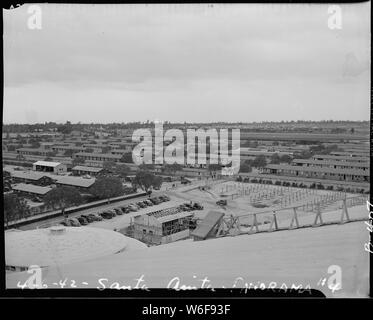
{"left": 3, "top": 3, "right": 370, "bottom": 124}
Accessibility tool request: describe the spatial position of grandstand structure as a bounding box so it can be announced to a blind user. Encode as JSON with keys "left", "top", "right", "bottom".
{"left": 190, "top": 193, "right": 368, "bottom": 242}
{"left": 131, "top": 206, "right": 195, "bottom": 245}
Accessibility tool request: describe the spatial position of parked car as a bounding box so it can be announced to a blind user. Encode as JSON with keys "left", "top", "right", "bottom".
{"left": 179, "top": 204, "right": 188, "bottom": 211}
{"left": 114, "top": 208, "right": 123, "bottom": 215}
{"left": 150, "top": 197, "right": 161, "bottom": 205}
{"left": 99, "top": 212, "right": 113, "bottom": 219}
{"left": 144, "top": 200, "right": 153, "bottom": 206}
{"left": 182, "top": 203, "right": 194, "bottom": 211}
{"left": 128, "top": 204, "right": 138, "bottom": 212}
{"left": 88, "top": 213, "right": 103, "bottom": 221}
{"left": 159, "top": 195, "right": 170, "bottom": 201}
{"left": 216, "top": 199, "right": 227, "bottom": 206}
{"left": 81, "top": 214, "right": 96, "bottom": 223}
{"left": 137, "top": 201, "right": 146, "bottom": 208}
{"left": 60, "top": 221, "right": 68, "bottom": 226}
{"left": 68, "top": 218, "right": 81, "bottom": 227}
{"left": 193, "top": 202, "right": 204, "bottom": 210}
{"left": 120, "top": 206, "right": 130, "bottom": 214}
{"left": 106, "top": 209, "right": 117, "bottom": 217}
{"left": 77, "top": 216, "right": 89, "bottom": 226}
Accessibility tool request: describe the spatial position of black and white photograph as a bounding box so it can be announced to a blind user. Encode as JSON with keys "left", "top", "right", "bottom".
{"left": 2, "top": 2, "right": 371, "bottom": 303}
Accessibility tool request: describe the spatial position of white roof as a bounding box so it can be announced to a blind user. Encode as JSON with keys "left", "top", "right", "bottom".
{"left": 72, "top": 165, "right": 103, "bottom": 173}
{"left": 55, "top": 176, "right": 96, "bottom": 188}
{"left": 11, "top": 171, "right": 50, "bottom": 181}
{"left": 5, "top": 227, "right": 128, "bottom": 267}
{"left": 156, "top": 211, "right": 194, "bottom": 223}
{"left": 12, "top": 183, "right": 52, "bottom": 195}
{"left": 33, "top": 161, "right": 62, "bottom": 167}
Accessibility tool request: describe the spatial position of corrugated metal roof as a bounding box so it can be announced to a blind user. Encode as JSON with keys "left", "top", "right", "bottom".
{"left": 75, "top": 152, "right": 122, "bottom": 159}
{"left": 292, "top": 159, "right": 369, "bottom": 168}
{"left": 12, "top": 183, "right": 52, "bottom": 195}
{"left": 33, "top": 161, "right": 62, "bottom": 167}
{"left": 11, "top": 171, "right": 50, "bottom": 181}
{"left": 264, "top": 164, "right": 369, "bottom": 176}
{"left": 55, "top": 176, "right": 96, "bottom": 188}
{"left": 72, "top": 165, "right": 103, "bottom": 173}
{"left": 156, "top": 211, "right": 194, "bottom": 223}
{"left": 313, "top": 154, "right": 369, "bottom": 162}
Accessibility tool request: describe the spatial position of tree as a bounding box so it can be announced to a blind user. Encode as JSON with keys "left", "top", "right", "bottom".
{"left": 163, "top": 163, "right": 183, "bottom": 174}
{"left": 279, "top": 154, "right": 292, "bottom": 164}
{"left": 4, "top": 193, "right": 31, "bottom": 226}
{"left": 44, "top": 186, "right": 83, "bottom": 211}
{"left": 103, "top": 161, "right": 117, "bottom": 173}
{"left": 46, "top": 151, "right": 57, "bottom": 157}
{"left": 63, "top": 149, "right": 74, "bottom": 157}
{"left": 270, "top": 153, "right": 281, "bottom": 164}
{"left": 89, "top": 177, "right": 124, "bottom": 200}
{"left": 101, "top": 146, "right": 111, "bottom": 153}
{"left": 120, "top": 152, "right": 133, "bottom": 163}
{"left": 3, "top": 171, "right": 12, "bottom": 192}
{"left": 16, "top": 154, "right": 26, "bottom": 161}
{"left": 115, "top": 164, "right": 131, "bottom": 179}
{"left": 239, "top": 161, "right": 252, "bottom": 173}
{"left": 58, "top": 121, "right": 73, "bottom": 134}
{"left": 152, "top": 175, "right": 163, "bottom": 190}
{"left": 139, "top": 163, "right": 155, "bottom": 171}
{"left": 72, "top": 157, "right": 85, "bottom": 167}
{"left": 251, "top": 155, "right": 267, "bottom": 168}
{"left": 297, "top": 150, "right": 312, "bottom": 159}
{"left": 207, "top": 164, "right": 222, "bottom": 172}
{"left": 133, "top": 171, "right": 160, "bottom": 193}
{"left": 29, "top": 138, "right": 41, "bottom": 148}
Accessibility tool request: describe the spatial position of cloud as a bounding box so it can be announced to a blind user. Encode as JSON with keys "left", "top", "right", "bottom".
{"left": 3, "top": 3, "right": 370, "bottom": 123}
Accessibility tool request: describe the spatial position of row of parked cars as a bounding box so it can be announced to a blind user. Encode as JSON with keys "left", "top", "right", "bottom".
{"left": 60, "top": 195, "right": 171, "bottom": 227}
{"left": 178, "top": 202, "right": 204, "bottom": 211}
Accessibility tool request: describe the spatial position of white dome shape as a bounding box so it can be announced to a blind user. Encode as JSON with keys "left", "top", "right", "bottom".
{"left": 6, "top": 227, "right": 129, "bottom": 269}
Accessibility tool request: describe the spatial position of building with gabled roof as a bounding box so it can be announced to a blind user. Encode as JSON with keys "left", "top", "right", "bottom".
{"left": 33, "top": 161, "right": 67, "bottom": 174}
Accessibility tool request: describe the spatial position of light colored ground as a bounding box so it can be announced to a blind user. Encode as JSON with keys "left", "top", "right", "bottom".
{"left": 6, "top": 211, "right": 370, "bottom": 297}
{"left": 86, "top": 180, "right": 364, "bottom": 232}
{"left": 5, "top": 227, "right": 132, "bottom": 267}
{"left": 168, "top": 180, "right": 360, "bottom": 223}
{"left": 88, "top": 198, "right": 185, "bottom": 230}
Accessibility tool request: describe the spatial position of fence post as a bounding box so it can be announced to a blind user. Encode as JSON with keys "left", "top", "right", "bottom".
{"left": 340, "top": 198, "right": 350, "bottom": 224}
{"left": 249, "top": 214, "right": 259, "bottom": 233}
{"left": 313, "top": 203, "right": 323, "bottom": 226}
{"left": 289, "top": 207, "right": 300, "bottom": 229}
{"left": 268, "top": 211, "right": 278, "bottom": 232}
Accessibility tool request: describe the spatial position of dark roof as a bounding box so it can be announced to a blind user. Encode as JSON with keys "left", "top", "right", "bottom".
{"left": 75, "top": 152, "right": 122, "bottom": 159}
{"left": 264, "top": 164, "right": 369, "bottom": 176}
{"left": 312, "top": 154, "right": 369, "bottom": 162}
{"left": 292, "top": 159, "right": 369, "bottom": 168}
